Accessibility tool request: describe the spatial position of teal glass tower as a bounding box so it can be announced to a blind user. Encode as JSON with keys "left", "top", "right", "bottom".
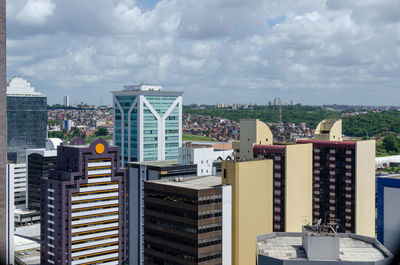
{"left": 112, "top": 85, "right": 183, "bottom": 165}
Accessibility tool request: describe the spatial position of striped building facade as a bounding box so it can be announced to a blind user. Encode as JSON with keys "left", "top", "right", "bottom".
{"left": 40, "top": 138, "right": 127, "bottom": 265}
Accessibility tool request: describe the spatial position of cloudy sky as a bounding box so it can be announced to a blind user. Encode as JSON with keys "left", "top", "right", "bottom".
{"left": 6, "top": 0, "right": 400, "bottom": 105}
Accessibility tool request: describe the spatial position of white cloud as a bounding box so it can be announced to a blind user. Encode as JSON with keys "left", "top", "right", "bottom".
{"left": 6, "top": 0, "right": 400, "bottom": 105}
{"left": 16, "top": 0, "right": 55, "bottom": 26}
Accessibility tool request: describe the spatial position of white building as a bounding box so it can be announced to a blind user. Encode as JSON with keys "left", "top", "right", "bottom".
{"left": 6, "top": 164, "right": 15, "bottom": 265}
{"left": 7, "top": 163, "right": 27, "bottom": 209}
{"left": 63, "top": 95, "right": 70, "bottom": 106}
{"left": 179, "top": 146, "right": 233, "bottom": 176}
{"left": 376, "top": 155, "right": 400, "bottom": 169}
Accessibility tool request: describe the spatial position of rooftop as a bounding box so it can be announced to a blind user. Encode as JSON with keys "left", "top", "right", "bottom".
{"left": 129, "top": 159, "right": 180, "bottom": 167}
{"left": 376, "top": 173, "right": 400, "bottom": 180}
{"left": 14, "top": 235, "right": 40, "bottom": 265}
{"left": 149, "top": 175, "right": 221, "bottom": 190}
{"left": 123, "top": 84, "right": 162, "bottom": 91}
{"left": 257, "top": 232, "right": 391, "bottom": 262}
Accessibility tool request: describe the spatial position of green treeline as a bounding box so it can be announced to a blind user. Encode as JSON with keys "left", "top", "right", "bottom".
{"left": 184, "top": 105, "right": 338, "bottom": 129}
{"left": 184, "top": 106, "right": 400, "bottom": 137}
{"left": 342, "top": 111, "right": 400, "bottom": 137}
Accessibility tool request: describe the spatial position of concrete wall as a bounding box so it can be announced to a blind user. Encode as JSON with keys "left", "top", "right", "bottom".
{"left": 285, "top": 144, "right": 313, "bottom": 232}
{"left": 315, "top": 119, "right": 342, "bottom": 141}
{"left": 355, "top": 140, "right": 376, "bottom": 237}
{"left": 222, "top": 185, "right": 232, "bottom": 265}
{"left": 238, "top": 119, "right": 273, "bottom": 160}
{"left": 222, "top": 159, "right": 273, "bottom": 265}
{"left": 128, "top": 166, "right": 141, "bottom": 265}
{"left": 15, "top": 224, "right": 40, "bottom": 237}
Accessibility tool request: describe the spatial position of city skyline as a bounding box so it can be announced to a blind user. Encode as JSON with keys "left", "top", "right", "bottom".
{"left": 6, "top": 0, "right": 400, "bottom": 106}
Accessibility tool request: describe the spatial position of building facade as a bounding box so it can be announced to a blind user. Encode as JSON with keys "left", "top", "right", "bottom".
{"left": 377, "top": 174, "right": 400, "bottom": 254}
{"left": 5, "top": 162, "right": 15, "bottom": 265}
{"left": 64, "top": 95, "right": 70, "bottom": 107}
{"left": 179, "top": 146, "right": 233, "bottom": 176}
{"left": 112, "top": 85, "right": 183, "bottom": 165}
{"left": 143, "top": 176, "right": 231, "bottom": 265}
{"left": 7, "top": 163, "right": 27, "bottom": 209}
{"left": 40, "top": 138, "right": 127, "bottom": 265}
{"left": 222, "top": 159, "right": 274, "bottom": 265}
{"left": 7, "top": 77, "right": 47, "bottom": 163}
{"left": 26, "top": 148, "right": 58, "bottom": 210}
{"left": 253, "top": 144, "right": 313, "bottom": 233}
{"left": 0, "top": 0, "right": 8, "bottom": 261}
{"left": 297, "top": 139, "right": 375, "bottom": 236}
{"left": 127, "top": 160, "right": 197, "bottom": 265}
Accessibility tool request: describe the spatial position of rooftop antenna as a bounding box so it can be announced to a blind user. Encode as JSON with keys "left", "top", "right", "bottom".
{"left": 279, "top": 100, "right": 283, "bottom": 124}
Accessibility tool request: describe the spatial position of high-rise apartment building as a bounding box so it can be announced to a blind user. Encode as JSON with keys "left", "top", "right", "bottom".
{"left": 143, "top": 176, "right": 231, "bottom": 265}
{"left": 40, "top": 138, "right": 127, "bottom": 265}
{"left": 0, "top": 0, "right": 8, "bottom": 261}
{"left": 7, "top": 77, "right": 47, "bottom": 163}
{"left": 64, "top": 95, "right": 70, "bottom": 106}
{"left": 253, "top": 143, "right": 313, "bottom": 232}
{"left": 112, "top": 84, "right": 183, "bottom": 165}
{"left": 232, "top": 119, "right": 313, "bottom": 233}
{"left": 297, "top": 119, "right": 376, "bottom": 237}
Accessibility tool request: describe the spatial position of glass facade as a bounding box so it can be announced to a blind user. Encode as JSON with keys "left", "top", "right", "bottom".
{"left": 7, "top": 96, "right": 47, "bottom": 163}
{"left": 114, "top": 93, "right": 181, "bottom": 165}
{"left": 115, "top": 95, "right": 137, "bottom": 162}
{"left": 27, "top": 153, "right": 57, "bottom": 210}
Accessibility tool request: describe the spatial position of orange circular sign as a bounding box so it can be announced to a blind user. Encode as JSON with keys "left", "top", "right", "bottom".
{"left": 95, "top": 143, "right": 105, "bottom": 154}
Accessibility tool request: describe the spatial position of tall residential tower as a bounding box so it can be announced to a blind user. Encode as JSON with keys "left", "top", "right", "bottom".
{"left": 40, "top": 138, "right": 127, "bottom": 265}
{"left": 297, "top": 119, "right": 376, "bottom": 237}
{"left": 112, "top": 85, "right": 182, "bottom": 165}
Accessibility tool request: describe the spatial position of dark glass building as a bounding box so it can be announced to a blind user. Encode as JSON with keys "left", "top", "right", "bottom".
{"left": 7, "top": 77, "right": 47, "bottom": 163}
{"left": 40, "top": 138, "right": 127, "bottom": 265}
{"left": 26, "top": 149, "right": 57, "bottom": 210}
{"left": 143, "top": 176, "right": 225, "bottom": 265}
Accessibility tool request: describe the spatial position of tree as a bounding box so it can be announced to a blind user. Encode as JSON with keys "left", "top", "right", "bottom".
{"left": 382, "top": 134, "right": 400, "bottom": 153}
{"left": 95, "top": 127, "right": 108, "bottom": 136}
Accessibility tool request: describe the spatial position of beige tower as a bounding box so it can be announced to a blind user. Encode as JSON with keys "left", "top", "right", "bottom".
{"left": 314, "top": 119, "right": 343, "bottom": 141}
{"left": 233, "top": 119, "right": 273, "bottom": 160}
{"left": 222, "top": 160, "right": 274, "bottom": 265}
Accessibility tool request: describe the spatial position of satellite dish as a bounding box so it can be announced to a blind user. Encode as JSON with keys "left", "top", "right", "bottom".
{"left": 317, "top": 219, "right": 322, "bottom": 226}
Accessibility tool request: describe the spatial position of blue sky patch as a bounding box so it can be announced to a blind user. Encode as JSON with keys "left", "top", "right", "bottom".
{"left": 267, "top": 15, "right": 286, "bottom": 27}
